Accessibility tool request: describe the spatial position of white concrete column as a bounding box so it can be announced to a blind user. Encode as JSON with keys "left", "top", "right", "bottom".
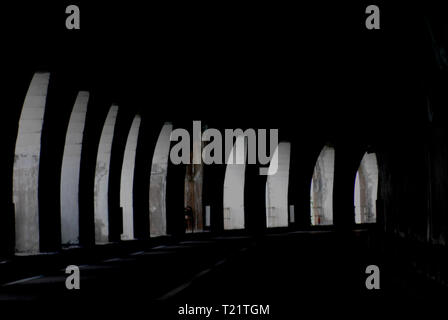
{"left": 60, "top": 92, "right": 89, "bottom": 245}
{"left": 354, "top": 152, "right": 378, "bottom": 223}
{"left": 13, "top": 72, "right": 50, "bottom": 254}
{"left": 310, "top": 146, "right": 335, "bottom": 225}
{"left": 120, "top": 115, "right": 141, "bottom": 240}
{"left": 149, "top": 123, "right": 173, "bottom": 237}
{"left": 94, "top": 105, "right": 119, "bottom": 244}
{"left": 266, "top": 142, "right": 291, "bottom": 228}
{"left": 354, "top": 171, "right": 361, "bottom": 224}
{"left": 223, "top": 135, "right": 247, "bottom": 230}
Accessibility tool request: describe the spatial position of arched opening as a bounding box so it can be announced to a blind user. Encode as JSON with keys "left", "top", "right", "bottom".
{"left": 13, "top": 72, "right": 50, "bottom": 254}
{"left": 60, "top": 91, "right": 89, "bottom": 246}
{"left": 354, "top": 152, "right": 378, "bottom": 224}
{"left": 184, "top": 162, "right": 204, "bottom": 233}
{"left": 223, "top": 135, "right": 247, "bottom": 230}
{"left": 149, "top": 122, "right": 173, "bottom": 237}
{"left": 94, "top": 105, "right": 119, "bottom": 244}
{"left": 120, "top": 115, "right": 141, "bottom": 240}
{"left": 310, "top": 146, "right": 335, "bottom": 226}
{"left": 266, "top": 142, "right": 291, "bottom": 228}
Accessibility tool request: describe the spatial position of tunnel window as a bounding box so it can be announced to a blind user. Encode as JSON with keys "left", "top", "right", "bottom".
{"left": 120, "top": 115, "right": 141, "bottom": 240}
{"left": 354, "top": 152, "right": 378, "bottom": 224}
{"left": 223, "top": 135, "right": 247, "bottom": 230}
{"left": 149, "top": 122, "right": 173, "bottom": 237}
{"left": 184, "top": 163, "right": 204, "bottom": 233}
{"left": 60, "top": 91, "right": 89, "bottom": 246}
{"left": 310, "top": 146, "right": 335, "bottom": 226}
{"left": 94, "top": 105, "right": 119, "bottom": 244}
{"left": 13, "top": 72, "right": 50, "bottom": 254}
{"left": 266, "top": 142, "right": 291, "bottom": 228}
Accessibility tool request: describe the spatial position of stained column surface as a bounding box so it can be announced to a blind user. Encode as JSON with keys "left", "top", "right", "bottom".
{"left": 354, "top": 152, "right": 378, "bottom": 224}
{"left": 223, "top": 135, "right": 247, "bottom": 230}
{"left": 13, "top": 72, "right": 50, "bottom": 254}
{"left": 60, "top": 91, "right": 89, "bottom": 245}
{"left": 149, "top": 122, "right": 173, "bottom": 237}
{"left": 94, "top": 105, "right": 119, "bottom": 244}
{"left": 266, "top": 142, "right": 291, "bottom": 228}
{"left": 120, "top": 115, "right": 141, "bottom": 240}
{"left": 310, "top": 146, "right": 335, "bottom": 225}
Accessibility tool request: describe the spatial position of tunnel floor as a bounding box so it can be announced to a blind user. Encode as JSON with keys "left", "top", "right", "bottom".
{"left": 0, "top": 229, "right": 445, "bottom": 317}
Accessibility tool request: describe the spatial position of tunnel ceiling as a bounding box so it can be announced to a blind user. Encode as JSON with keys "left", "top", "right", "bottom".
{"left": 3, "top": 1, "right": 448, "bottom": 144}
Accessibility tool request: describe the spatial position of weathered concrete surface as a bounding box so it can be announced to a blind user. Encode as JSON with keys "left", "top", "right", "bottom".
{"left": 310, "top": 146, "right": 335, "bottom": 225}
{"left": 354, "top": 152, "right": 378, "bottom": 224}
{"left": 94, "top": 105, "right": 119, "bottom": 244}
{"left": 266, "top": 142, "right": 291, "bottom": 228}
{"left": 60, "top": 91, "right": 89, "bottom": 245}
{"left": 13, "top": 72, "right": 50, "bottom": 254}
{"left": 223, "top": 135, "right": 246, "bottom": 230}
{"left": 149, "top": 123, "right": 172, "bottom": 237}
{"left": 120, "top": 115, "right": 141, "bottom": 240}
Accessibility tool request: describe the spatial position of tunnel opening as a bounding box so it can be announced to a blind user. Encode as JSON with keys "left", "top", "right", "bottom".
{"left": 184, "top": 160, "right": 204, "bottom": 233}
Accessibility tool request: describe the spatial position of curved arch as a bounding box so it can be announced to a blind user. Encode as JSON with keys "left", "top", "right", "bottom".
{"left": 266, "top": 142, "right": 291, "bottom": 228}
{"left": 13, "top": 72, "right": 50, "bottom": 254}
{"left": 120, "top": 115, "right": 141, "bottom": 240}
{"left": 223, "top": 135, "right": 247, "bottom": 230}
{"left": 149, "top": 122, "right": 173, "bottom": 237}
{"left": 94, "top": 105, "right": 119, "bottom": 244}
{"left": 354, "top": 152, "right": 378, "bottom": 224}
{"left": 60, "top": 91, "right": 89, "bottom": 245}
{"left": 310, "top": 146, "right": 335, "bottom": 225}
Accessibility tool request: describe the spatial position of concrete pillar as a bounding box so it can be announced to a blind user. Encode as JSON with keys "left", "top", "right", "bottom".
{"left": 13, "top": 72, "right": 50, "bottom": 254}
{"left": 94, "top": 105, "right": 119, "bottom": 244}
{"left": 223, "top": 135, "right": 246, "bottom": 230}
{"left": 149, "top": 122, "right": 173, "bottom": 237}
{"left": 184, "top": 163, "right": 204, "bottom": 232}
{"left": 310, "top": 146, "right": 335, "bottom": 225}
{"left": 354, "top": 152, "right": 378, "bottom": 223}
{"left": 120, "top": 115, "right": 141, "bottom": 240}
{"left": 266, "top": 142, "right": 291, "bottom": 228}
{"left": 60, "top": 92, "right": 89, "bottom": 245}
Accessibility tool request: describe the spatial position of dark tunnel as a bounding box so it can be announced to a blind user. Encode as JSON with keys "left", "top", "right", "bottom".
{"left": 1, "top": 0, "right": 448, "bottom": 316}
